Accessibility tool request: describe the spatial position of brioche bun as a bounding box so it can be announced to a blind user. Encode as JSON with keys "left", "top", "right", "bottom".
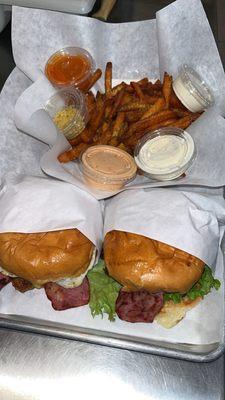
{"left": 0, "top": 229, "right": 94, "bottom": 287}
{"left": 104, "top": 230, "right": 204, "bottom": 293}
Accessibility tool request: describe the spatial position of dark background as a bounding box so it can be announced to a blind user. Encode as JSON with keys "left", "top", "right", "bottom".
{"left": 0, "top": 0, "right": 224, "bottom": 89}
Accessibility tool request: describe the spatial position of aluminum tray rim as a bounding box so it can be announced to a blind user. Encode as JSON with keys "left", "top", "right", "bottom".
{"left": 0, "top": 314, "right": 224, "bottom": 363}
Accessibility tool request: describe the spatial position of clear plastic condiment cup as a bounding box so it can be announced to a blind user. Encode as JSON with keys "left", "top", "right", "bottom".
{"left": 134, "top": 127, "right": 196, "bottom": 181}
{"left": 45, "top": 47, "right": 96, "bottom": 91}
{"left": 79, "top": 145, "right": 137, "bottom": 191}
{"left": 45, "top": 88, "right": 89, "bottom": 141}
{"left": 172, "top": 64, "right": 214, "bottom": 112}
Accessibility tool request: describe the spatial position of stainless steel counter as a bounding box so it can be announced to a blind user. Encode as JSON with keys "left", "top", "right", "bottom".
{"left": 0, "top": 1, "right": 224, "bottom": 399}
{"left": 0, "top": 329, "right": 224, "bottom": 400}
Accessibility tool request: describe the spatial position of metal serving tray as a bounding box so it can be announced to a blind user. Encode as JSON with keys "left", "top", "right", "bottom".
{"left": 0, "top": 312, "right": 224, "bottom": 362}
{"left": 1, "top": 229, "right": 224, "bottom": 363}
{"left": 0, "top": 209, "right": 224, "bottom": 364}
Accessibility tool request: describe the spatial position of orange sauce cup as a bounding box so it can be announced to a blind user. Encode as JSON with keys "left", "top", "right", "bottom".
{"left": 79, "top": 145, "right": 137, "bottom": 191}
{"left": 45, "top": 47, "right": 95, "bottom": 91}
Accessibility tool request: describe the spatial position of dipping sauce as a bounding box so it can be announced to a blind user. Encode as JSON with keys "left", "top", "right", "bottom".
{"left": 134, "top": 127, "right": 195, "bottom": 181}
{"left": 173, "top": 64, "right": 214, "bottom": 112}
{"left": 80, "top": 145, "right": 137, "bottom": 191}
{"left": 45, "top": 47, "right": 95, "bottom": 91}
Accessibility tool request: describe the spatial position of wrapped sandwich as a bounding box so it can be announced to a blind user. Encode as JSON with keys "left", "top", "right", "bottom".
{"left": 0, "top": 175, "right": 103, "bottom": 311}
{"left": 103, "top": 231, "right": 219, "bottom": 328}
{"left": 87, "top": 188, "right": 223, "bottom": 328}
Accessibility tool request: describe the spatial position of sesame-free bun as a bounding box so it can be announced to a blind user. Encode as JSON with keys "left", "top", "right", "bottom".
{"left": 0, "top": 229, "right": 94, "bottom": 287}
{"left": 104, "top": 230, "right": 204, "bottom": 294}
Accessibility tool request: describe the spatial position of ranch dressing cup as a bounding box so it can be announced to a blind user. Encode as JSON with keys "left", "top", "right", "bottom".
{"left": 172, "top": 65, "right": 214, "bottom": 112}
{"left": 134, "top": 127, "right": 196, "bottom": 181}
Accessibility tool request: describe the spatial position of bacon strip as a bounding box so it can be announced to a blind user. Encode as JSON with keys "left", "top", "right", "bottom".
{"left": 116, "top": 290, "right": 163, "bottom": 323}
{"left": 12, "top": 277, "right": 34, "bottom": 293}
{"left": 45, "top": 277, "right": 90, "bottom": 311}
{"left": 0, "top": 272, "right": 11, "bottom": 290}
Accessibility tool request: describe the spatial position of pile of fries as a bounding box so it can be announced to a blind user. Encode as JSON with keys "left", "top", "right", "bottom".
{"left": 58, "top": 63, "right": 201, "bottom": 163}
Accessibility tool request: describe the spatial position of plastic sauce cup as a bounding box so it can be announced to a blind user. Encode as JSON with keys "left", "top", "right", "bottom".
{"left": 172, "top": 64, "right": 214, "bottom": 112}
{"left": 79, "top": 145, "right": 137, "bottom": 191}
{"left": 134, "top": 127, "right": 196, "bottom": 181}
{"left": 45, "top": 88, "right": 88, "bottom": 140}
{"left": 45, "top": 47, "right": 95, "bottom": 91}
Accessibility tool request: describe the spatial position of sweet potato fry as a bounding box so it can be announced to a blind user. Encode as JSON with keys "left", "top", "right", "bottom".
{"left": 144, "top": 95, "right": 162, "bottom": 104}
{"left": 93, "top": 121, "right": 109, "bottom": 143}
{"left": 105, "top": 62, "right": 112, "bottom": 97}
{"left": 96, "top": 127, "right": 113, "bottom": 145}
{"left": 126, "top": 119, "right": 180, "bottom": 148}
{"left": 162, "top": 72, "right": 172, "bottom": 108}
{"left": 117, "top": 142, "right": 132, "bottom": 154}
{"left": 112, "top": 112, "right": 125, "bottom": 137}
{"left": 108, "top": 137, "right": 119, "bottom": 147}
{"left": 146, "top": 80, "right": 162, "bottom": 93}
{"left": 58, "top": 66, "right": 201, "bottom": 163}
{"left": 191, "top": 112, "right": 202, "bottom": 122}
{"left": 104, "top": 102, "right": 114, "bottom": 120}
{"left": 58, "top": 142, "right": 89, "bottom": 163}
{"left": 125, "top": 109, "right": 177, "bottom": 139}
{"left": 171, "top": 116, "right": 192, "bottom": 130}
{"left": 140, "top": 97, "right": 165, "bottom": 120}
{"left": 170, "top": 90, "right": 186, "bottom": 109}
{"left": 89, "top": 98, "right": 105, "bottom": 132}
{"left": 110, "top": 82, "right": 127, "bottom": 97}
{"left": 124, "top": 84, "right": 134, "bottom": 93}
{"left": 96, "top": 91, "right": 104, "bottom": 101}
{"left": 172, "top": 108, "right": 191, "bottom": 118}
{"left": 136, "top": 77, "right": 149, "bottom": 87}
{"left": 153, "top": 79, "right": 162, "bottom": 88}
{"left": 109, "top": 89, "right": 125, "bottom": 118}
{"left": 119, "top": 100, "right": 147, "bottom": 112}
{"left": 120, "top": 91, "right": 135, "bottom": 105}
{"left": 68, "top": 135, "right": 83, "bottom": 147}
{"left": 84, "top": 69, "right": 102, "bottom": 92}
{"left": 80, "top": 127, "right": 93, "bottom": 143}
{"left": 125, "top": 110, "right": 145, "bottom": 123}
{"left": 131, "top": 82, "right": 145, "bottom": 101}
{"left": 135, "top": 118, "right": 179, "bottom": 139}
{"left": 85, "top": 91, "right": 96, "bottom": 114}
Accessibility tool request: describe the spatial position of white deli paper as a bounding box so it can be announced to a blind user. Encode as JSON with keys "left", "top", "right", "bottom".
{"left": 103, "top": 188, "right": 225, "bottom": 344}
{"left": 12, "top": 0, "right": 225, "bottom": 198}
{"left": 104, "top": 188, "right": 225, "bottom": 268}
{"left": 0, "top": 174, "right": 103, "bottom": 251}
{"left": 0, "top": 187, "right": 224, "bottom": 346}
{"left": 0, "top": 0, "right": 224, "bottom": 348}
{"left": 0, "top": 68, "right": 47, "bottom": 177}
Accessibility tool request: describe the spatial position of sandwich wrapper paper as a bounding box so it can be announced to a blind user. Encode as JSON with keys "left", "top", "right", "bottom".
{"left": 0, "top": 0, "right": 224, "bottom": 346}
{"left": 0, "top": 186, "right": 224, "bottom": 345}
{"left": 0, "top": 174, "right": 103, "bottom": 252}
{"left": 12, "top": 0, "right": 225, "bottom": 200}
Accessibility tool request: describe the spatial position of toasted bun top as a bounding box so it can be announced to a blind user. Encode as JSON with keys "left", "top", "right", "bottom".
{"left": 0, "top": 229, "right": 94, "bottom": 287}
{"left": 104, "top": 230, "right": 204, "bottom": 293}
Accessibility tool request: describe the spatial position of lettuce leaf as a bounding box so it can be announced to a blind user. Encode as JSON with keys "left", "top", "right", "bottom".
{"left": 87, "top": 259, "right": 121, "bottom": 321}
{"left": 164, "top": 266, "right": 220, "bottom": 304}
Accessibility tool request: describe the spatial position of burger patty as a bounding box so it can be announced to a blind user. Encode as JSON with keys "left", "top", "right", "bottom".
{"left": 116, "top": 290, "right": 164, "bottom": 323}
{"left": 45, "top": 277, "right": 90, "bottom": 311}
